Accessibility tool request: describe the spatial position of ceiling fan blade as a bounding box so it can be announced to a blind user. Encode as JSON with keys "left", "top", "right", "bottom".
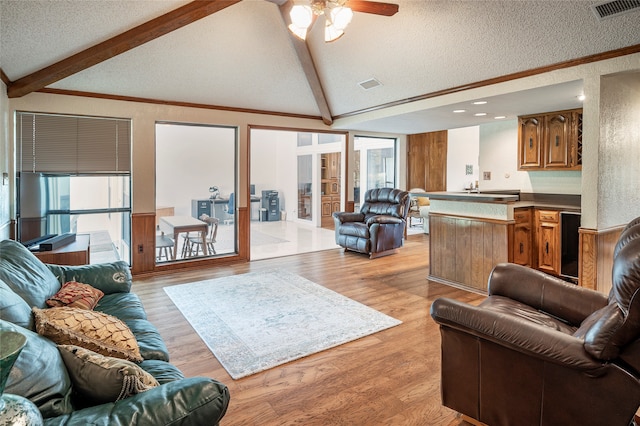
{"left": 345, "top": 0, "right": 399, "bottom": 16}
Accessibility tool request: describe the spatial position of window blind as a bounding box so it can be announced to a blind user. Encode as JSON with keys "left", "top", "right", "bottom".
{"left": 17, "top": 112, "right": 131, "bottom": 173}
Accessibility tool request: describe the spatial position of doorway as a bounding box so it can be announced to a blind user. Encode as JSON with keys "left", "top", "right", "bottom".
{"left": 250, "top": 127, "right": 346, "bottom": 259}
{"left": 353, "top": 136, "right": 397, "bottom": 210}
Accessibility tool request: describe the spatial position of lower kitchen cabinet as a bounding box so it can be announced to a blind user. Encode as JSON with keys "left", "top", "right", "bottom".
{"left": 535, "top": 209, "right": 561, "bottom": 276}
{"left": 513, "top": 208, "right": 533, "bottom": 267}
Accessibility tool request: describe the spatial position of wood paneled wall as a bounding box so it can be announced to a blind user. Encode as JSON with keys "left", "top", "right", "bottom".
{"left": 579, "top": 225, "right": 624, "bottom": 294}
{"left": 407, "top": 130, "right": 447, "bottom": 191}
{"left": 429, "top": 213, "right": 511, "bottom": 293}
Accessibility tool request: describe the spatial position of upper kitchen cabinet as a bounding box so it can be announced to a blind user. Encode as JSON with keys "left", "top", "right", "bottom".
{"left": 518, "top": 108, "right": 582, "bottom": 171}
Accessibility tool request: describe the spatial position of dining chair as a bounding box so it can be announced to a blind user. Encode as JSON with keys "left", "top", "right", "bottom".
{"left": 182, "top": 214, "right": 219, "bottom": 257}
{"left": 155, "top": 231, "right": 174, "bottom": 261}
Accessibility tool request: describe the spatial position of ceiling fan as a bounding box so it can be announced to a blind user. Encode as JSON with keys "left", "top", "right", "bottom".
{"left": 285, "top": 0, "right": 399, "bottom": 42}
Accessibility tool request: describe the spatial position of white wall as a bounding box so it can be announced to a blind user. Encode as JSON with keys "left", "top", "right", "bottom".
{"left": 250, "top": 128, "right": 298, "bottom": 219}
{"left": 447, "top": 126, "right": 479, "bottom": 191}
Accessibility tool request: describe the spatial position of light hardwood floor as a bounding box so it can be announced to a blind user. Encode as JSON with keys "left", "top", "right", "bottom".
{"left": 134, "top": 233, "right": 484, "bottom": 425}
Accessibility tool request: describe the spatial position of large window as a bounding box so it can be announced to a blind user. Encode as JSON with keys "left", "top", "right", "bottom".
{"left": 16, "top": 112, "right": 132, "bottom": 264}
{"left": 155, "top": 122, "right": 238, "bottom": 263}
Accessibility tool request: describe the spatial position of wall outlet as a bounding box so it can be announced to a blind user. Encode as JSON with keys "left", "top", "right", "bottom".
{"left": 138, "top": 244, "right": 144, "bottom": 253}
{"left": 483, "top": 171, "right": 491, "bottom": 180}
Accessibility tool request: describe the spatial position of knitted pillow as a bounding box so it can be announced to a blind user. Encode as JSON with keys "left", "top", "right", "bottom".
{"left": 46, "top": 281, "right": 104, "bottom": 310}
{"left": 58, "top": 345, "right": 158, "bottom": 404}
{"left": 33, "top": 307, "right": 142, "bottom": 362}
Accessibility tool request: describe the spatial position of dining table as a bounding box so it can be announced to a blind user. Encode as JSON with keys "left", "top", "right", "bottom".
{"left": 159, "top": 215, "right": 208, "bottom": 260}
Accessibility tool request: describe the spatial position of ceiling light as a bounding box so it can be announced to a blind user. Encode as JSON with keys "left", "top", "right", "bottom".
{"left": 453, "top": 109, "right": 466, "bottom": 113}
{"left": 289, "top": 4, "right": 313, "bottom": 40}
{"left": 578, "top": 94, "right": 586, "bottom": 101}
{"left": 325, "top": 20, "right": 345, "bottom": 42}
{"left": 288, "top": 23, "right": 309, "bottom": 40}
{"left": 494, "top": 116, "right": 506, "bottom": 119}
{"left": 330, "top": 5, "right": 353, "bottom": 30}
{"left": 289, "top": 1, "right": 354, "bottom": 42}
{"left": 473, "top": 101, "right": 488, "bottom": 105}
{"left": 474, "top": 113, "right": 487, "bottom": 116}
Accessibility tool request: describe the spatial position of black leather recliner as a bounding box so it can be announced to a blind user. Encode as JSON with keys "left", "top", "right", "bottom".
{"left": 430, "top": 216, "right": 640, "bottom": 426}
{"left": 333, "top": 188, "right": 409, "bottom": 259}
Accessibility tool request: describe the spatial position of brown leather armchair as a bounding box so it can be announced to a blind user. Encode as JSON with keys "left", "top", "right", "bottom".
{"left": 333, "top": 188, "right": 409, "bottom": 258}
{"left": 430, "top": 217, "right": 640, "bottom": 426}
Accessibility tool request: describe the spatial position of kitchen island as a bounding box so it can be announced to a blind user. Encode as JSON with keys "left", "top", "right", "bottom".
{"left": 426, "top": 191, "right": 580, "bottom": 293}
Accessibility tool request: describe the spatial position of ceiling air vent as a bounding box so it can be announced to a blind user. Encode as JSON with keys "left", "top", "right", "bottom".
{"left": 358, "top": 78, "right": 382, "bottom": 90}
{"left": 591, "top": 0, "right": 640, "bottom": 20}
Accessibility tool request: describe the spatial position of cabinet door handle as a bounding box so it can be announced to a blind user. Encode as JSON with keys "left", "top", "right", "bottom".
{"left": 520, "top": 242, "right": 524, "bottom": 254}
{"left": 546, "top": 242, "right": 549, "bottom": 254}
{"left": 529, "top": 137, "right": 533, "bottom": 149}
{"left": 556, "top": 135, "right": 560, "bottom": 146}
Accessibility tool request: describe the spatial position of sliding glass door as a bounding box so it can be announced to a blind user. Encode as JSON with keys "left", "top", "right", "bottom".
{"left": 354, "top": 136, "right": 397, "bottom": 209}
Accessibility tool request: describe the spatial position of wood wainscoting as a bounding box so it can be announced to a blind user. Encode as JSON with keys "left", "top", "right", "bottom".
{"left": 579, "top": 225, "right": 624, "bottom": 294}
{"left": 429, "top": 213, "right": 511, "bottom": 293}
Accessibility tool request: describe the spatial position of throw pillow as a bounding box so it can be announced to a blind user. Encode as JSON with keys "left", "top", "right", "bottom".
{"left": 33, "top": 307, "right": 143, "bottom": 362}
{"left": 46, "top": 281, "right": 104, "bottom": 310}
{"left": 58, "top": 345, "right": 158, "bottom": 405}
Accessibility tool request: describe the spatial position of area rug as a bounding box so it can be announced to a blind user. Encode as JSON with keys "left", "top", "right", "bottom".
{"left": 163, "top": 269, "right": 402, "bottom": 379}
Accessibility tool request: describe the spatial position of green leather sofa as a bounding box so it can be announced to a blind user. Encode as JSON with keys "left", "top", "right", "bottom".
{"left": 0, "top": 239, "right": 230, "bottom": 425}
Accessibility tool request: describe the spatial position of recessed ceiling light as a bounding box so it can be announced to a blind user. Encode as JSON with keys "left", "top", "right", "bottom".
{"left": 577, "top": 94, "right": 586, "bottom": 101}
{"left": 474, "top": 113, "right": 487, "bottom": 116}
{"left": 453, "top": 109, "right": 466, "bottom": 113}
{"left": 473, "top": 101, "right": 488, "bottom": 105}
{"left": 494, "top": 115, "right": 506, "bottom": 119}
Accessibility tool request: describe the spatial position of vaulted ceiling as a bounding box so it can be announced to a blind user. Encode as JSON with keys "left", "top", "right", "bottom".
{"left": 1, "top": 0, "right": 639, "bottom": 134}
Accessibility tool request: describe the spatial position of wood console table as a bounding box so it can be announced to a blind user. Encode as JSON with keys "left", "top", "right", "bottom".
{"left": 34, "top": 234, "right": 91, "bottom": 266}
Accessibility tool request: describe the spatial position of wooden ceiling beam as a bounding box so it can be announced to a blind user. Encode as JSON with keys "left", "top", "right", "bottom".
{"left": 279, "top": 1, "right": 334, "bottom": 126}
{"left": 346, "top": 1, "right": 399, "bottom": 16}
{"left": 7, "top": 0, "right": 241, "bottom": 98}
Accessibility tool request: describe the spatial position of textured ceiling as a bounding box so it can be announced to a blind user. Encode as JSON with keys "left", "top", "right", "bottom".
{"left": 1, "top": 0, "right": 639, "bottom": 134}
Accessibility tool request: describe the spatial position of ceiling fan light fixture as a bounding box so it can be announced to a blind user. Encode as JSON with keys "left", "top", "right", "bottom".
{"left": 325, "top": 21, "right": 344, "bottom": 42}
{"left": 290, "top": 4, "right": 313, "bottom": 29}
{"left": 288, "top": 23, "right": 308, "bottom": 40}
{"left": 329, "top": 6, "right": 353, "bottom": 30}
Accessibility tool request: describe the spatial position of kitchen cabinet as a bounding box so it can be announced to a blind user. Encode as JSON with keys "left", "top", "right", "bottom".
{"left": 518, "top": 108, "right": 582, "bottom": 171}
{"left": 535, "top": 209, "right": 561, "bottom": 275}
{"left": 518, "top": 118, "right": 543, "bottom": 169}
{"left": 513, "top": 208, "right": 532, "bottom": 267}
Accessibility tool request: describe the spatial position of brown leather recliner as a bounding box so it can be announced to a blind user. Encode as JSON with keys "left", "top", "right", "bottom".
{"left": 333, "top": 188, "right": 409, "bottom": 259}
{"left": 430, "top": 217, "right": 640, "bottom": 426}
